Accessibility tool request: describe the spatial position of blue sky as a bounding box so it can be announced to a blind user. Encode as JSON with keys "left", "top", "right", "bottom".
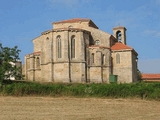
{"left": 0, "top": 0, "right": 160, "bottom": 73}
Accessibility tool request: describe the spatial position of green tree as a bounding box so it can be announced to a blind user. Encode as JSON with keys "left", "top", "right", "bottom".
{"left": 137, "top": 69, "right": 142, "bottom": 81}
{"left": 0, "top": 43, "right": 21, "bottom": 85}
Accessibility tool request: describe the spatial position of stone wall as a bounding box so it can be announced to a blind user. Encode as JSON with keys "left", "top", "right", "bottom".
{"left": 132, "top": 51, "right": 138, "bottom": 82}
{"left": 53, "top": 21, "right": 90, "bottom": 29}
{"left": 87, "top": 47, "right": 111, "bottom": 83}
{"left": 112, "top": 50, "right": 134, "bottom": 83}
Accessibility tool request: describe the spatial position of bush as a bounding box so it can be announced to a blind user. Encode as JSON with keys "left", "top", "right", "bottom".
{"left": 1, "top": 82, "right": 160, "bottom": 100}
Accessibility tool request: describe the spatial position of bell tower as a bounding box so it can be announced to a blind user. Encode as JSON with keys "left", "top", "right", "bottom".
{"left": 113, "top": 26, "right": 127, "bottom": 45}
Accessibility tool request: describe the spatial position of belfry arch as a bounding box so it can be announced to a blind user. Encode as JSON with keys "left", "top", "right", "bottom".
{"left": 113, "top": 26, "right": 127, "bottom": 45}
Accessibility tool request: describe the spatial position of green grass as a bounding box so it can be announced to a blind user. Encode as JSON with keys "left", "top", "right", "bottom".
{"left": 0, "top": 81, "right": 160, "bottom": 100}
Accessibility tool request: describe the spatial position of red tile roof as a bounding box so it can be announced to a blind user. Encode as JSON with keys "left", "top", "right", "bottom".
{"left": 25, "top": 51, "right": 41, "bottom": 56}
{"left": 33, "top": 51, "right": 41, "bottom": 55}
{"left": 111, "top": 42, "right": 133, "bottom": 50}
{"left": 142, "top": 74, "right": 160, "bottom": 79}
{"left": 52, "top": 18, "right": 99, "bottom": 29}
{"left": 53, "top": 18, "right": 90, "bottom": 24}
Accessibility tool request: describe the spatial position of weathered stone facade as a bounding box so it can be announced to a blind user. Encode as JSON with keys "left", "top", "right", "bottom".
{"left": 23, "top": 18, "right": 138, "bottom": 83}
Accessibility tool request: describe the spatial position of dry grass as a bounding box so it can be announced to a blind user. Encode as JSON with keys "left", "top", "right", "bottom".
{"left": 0, "top": 96, "right": 159, "bottom": 120}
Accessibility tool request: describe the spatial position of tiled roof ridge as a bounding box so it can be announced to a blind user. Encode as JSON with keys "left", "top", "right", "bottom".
{"left": 53, "top": 18, "right": 90, "bottom": 24}
{"left": 25, "top": 51, "right": 41, "bottom": 56}
{"left": 33, "top": 51, "right": 41, "bottom": 54}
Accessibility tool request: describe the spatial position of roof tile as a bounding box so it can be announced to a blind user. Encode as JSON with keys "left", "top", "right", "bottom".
{"left": 111, "top": 42, "right": 132, "bottom": 50}
{"left": 52, "top": 18, "right": 99, "bottom": 29}
{"left": 142, "top": 74, "right": 160, "bottom": 79}
{"left": 53, "top": 18, "right": 90, "bottom": 24}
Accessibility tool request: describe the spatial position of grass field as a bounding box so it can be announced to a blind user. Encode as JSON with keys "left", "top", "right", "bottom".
{"left": 0, "top": 96, "right": 159, "bottom": 120}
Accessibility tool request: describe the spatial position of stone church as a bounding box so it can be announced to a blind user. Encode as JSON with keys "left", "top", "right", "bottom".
{"left": 23, "top": 18, "right": 138, "bottom": 83}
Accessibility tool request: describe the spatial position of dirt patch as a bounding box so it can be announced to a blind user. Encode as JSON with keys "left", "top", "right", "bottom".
{"left": 0, "top": 96, "right": 159, "bottom": 120}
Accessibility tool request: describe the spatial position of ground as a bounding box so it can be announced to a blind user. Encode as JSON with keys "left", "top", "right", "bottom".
{"left": 0, "top": 97, "right": 159, "bottom": 120}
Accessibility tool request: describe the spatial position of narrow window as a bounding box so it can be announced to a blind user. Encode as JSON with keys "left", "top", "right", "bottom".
{"left": 92, "top": 53, "right": 94, "bottom": 64}
{"left": 27, "top": 59, "right": 30, "bottom": 70}
{"left": 30, "top": 58, "right": 33, "bottom": 69}
{"left": 57, "top": 36, "right": 61, "bottom": 58}
{"left": 71, "top": 36, "right": 75, "bottom": 58}
{"left": 36, "top": 57, "right": 40, "bottom": 68}
{"left": 116, "top": 53, "right": 120, "bottom": 64}
{"left": 102, "top": 54, "right": 105, "bottom": 65}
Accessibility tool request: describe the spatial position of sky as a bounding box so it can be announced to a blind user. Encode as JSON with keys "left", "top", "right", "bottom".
{"left": 0, "top": 0, "right": 160, "bottom": 73}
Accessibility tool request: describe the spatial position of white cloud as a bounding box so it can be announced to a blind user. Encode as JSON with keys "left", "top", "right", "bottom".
{"left": 143, "top": 30, "right": 160, "bottom": 37}
{"left": 144, "top": 30, "right": 156, "bottom": 35}
{"left": 47, "top": 0, "right": 92, "bottom": 8}
{"left": 156, "top": 0, "right": 160, "bottom": 4}
{"left": 105, "top": 4, "right": 153, "bottom": 29}
{"left": 48, "top": 0, "right": 79, "bottom": 7}
{"left": 156, "top": 32, "right": 160, "bottom": 36}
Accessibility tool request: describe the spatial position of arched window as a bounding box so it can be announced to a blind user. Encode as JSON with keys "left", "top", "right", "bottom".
{"left": 46, "top": 37, "right": 49, "bottom": 40}
{"left": 71, "top": 36, "right": 75, "bottom": 58}
{"left": 116, "top": 31, "right": 122, "bottom": 42}
{"left": 57, "top": 36, "right": 61, "bottom": 58}
{"left": 95, "top": 40, "right": 100, "bottom": 45}
{"left": 30, "top": 58, "right": 33, "bottom": 69}
{"left": 116, "top": 53, "right": 120, "bottom": 64}
{"left": 68, "top": 25, "right": 73, "bottom": 28}
{"left": 36, "top": 57, "right": 40, "bottom": 68}
{"left": 26, "top": 59, "right": 30, "bottom": 70}
{"left": 92, "top": 53, "right": 94, "bottom": 64}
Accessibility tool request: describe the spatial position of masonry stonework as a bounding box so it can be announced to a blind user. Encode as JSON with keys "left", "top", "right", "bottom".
{"left": 23, "top": 18, "right": 138, "bottom": 83}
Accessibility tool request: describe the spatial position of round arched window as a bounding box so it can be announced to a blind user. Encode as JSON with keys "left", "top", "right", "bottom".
{"left": 116, "top": 31, "right": 122, "bottom": 42}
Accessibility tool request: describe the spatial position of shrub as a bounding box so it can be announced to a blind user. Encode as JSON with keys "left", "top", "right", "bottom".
{"left": 1, "top": 81, "right": 160, "bottom": 100}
